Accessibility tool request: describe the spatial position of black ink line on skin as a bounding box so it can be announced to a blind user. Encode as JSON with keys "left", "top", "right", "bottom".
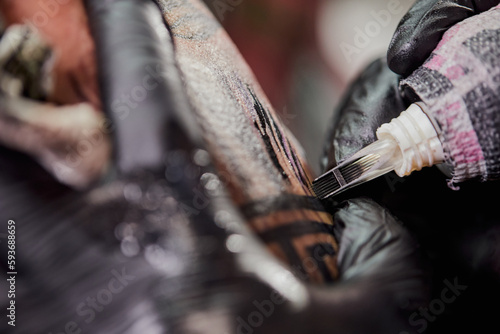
{"left": 288, "top": 137, "right": 312, "bottom": 187}
{"left": 247, "top": 87, "right": 312, "bottom": 189}
{"left": 249, "top": 88, "right": 289, "bottom": 180}
{"left": 270, "top": 113, "right": 310, "bottom": 186}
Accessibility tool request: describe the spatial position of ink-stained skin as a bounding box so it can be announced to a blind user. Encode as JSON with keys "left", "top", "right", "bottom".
{"left": 154, "top": 0, "right": 338, "bottom": 283}
{"left": 0, "top": 0, "right": 338, "bottom": 283}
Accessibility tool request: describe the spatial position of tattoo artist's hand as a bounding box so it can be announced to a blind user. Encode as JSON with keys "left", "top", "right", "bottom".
{"left": 308, "top": 197, "right": 430, "bottom": 334}
{"left": 322, "top": 0, "right": 500, "bottom": 174}
{"left": 387, "top": 0, "right": 499, "bottom": 77}
{"left": 321, "top": 3, "right": 500, "bottom": 332}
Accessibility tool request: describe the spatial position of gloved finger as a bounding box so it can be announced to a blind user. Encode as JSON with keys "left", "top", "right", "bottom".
{"left": 387, "top": 0, "right": 499, "bottom": 77}
{"left": 321, "top": 57, "right": 409, "bottom": 172}
{"left": 200, "top": 197, "right": 429, "bottom": 334}
{"left": 301, "top": 198, "right": 429, "bottom": 334}
{"left": 334, "top": 198, "right": 426, "bottom": 285}
{"left": 399, "top": 5, "right": 500, "bottom": 185}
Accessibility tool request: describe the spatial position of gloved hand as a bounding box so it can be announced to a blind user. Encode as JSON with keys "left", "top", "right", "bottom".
{"left": 322, "top": 2, "right": 500, "bottom": 332}
{"left": 387, "top": 0, "right": 500, "bottom": 77}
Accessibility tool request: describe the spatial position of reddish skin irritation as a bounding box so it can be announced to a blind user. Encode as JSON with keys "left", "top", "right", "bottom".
{"left": 0, "top": 0, "right": 101, "bottom": 110}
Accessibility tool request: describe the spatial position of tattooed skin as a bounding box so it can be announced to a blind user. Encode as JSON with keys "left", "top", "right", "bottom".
{"left": 155, "top": 0, "right": 338, "bottom": 283}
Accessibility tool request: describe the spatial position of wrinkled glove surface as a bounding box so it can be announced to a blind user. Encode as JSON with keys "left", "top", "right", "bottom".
{"left": 388, "top": 0, "right": 499, "bottom": 77}
{"left": 323, "top": 2, "right": 500, "bottom": 333}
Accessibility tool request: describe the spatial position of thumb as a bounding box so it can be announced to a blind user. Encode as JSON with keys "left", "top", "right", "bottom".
{"left": 335, "top": 198, "right": 429, "bottom": 311}
{"left": 296, "top": 198, "right": 430, "bottom": 334}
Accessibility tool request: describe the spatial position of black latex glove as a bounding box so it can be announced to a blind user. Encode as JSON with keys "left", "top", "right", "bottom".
{"left": 323, "top": 2, "right": 500, "bottom": 333}
{"left": 323, "top": 33, "right": 500, "bottom": 334}
{"left": 387, "top": 0, "right": 499, "bottom": 77}
{"left": 0, "top": 1, "right": 430, "bottom": 333}
{"left": 321, "top": 57, "right": 410, "bottom": 172}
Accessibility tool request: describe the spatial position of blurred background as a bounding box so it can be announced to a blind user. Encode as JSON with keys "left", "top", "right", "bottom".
{"left": 203, "top": 0, "right": 414, "bottom": 174}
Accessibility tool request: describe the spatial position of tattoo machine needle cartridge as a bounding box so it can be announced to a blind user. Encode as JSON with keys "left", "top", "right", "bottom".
{"left": 313, "top": 103, "right": 446, "bottom": 200}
